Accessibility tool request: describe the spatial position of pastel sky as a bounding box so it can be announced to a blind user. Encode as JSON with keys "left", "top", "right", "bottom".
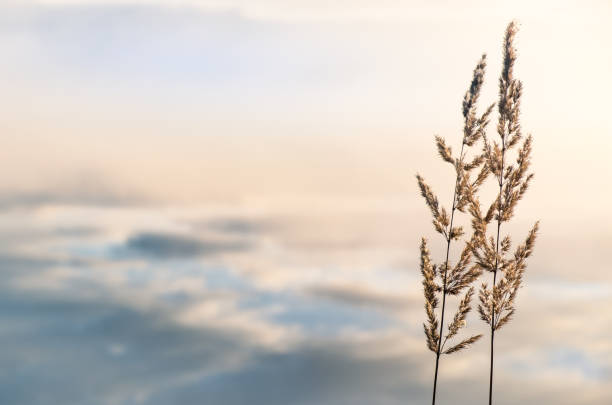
{"left": 1, "top": 1, "right": 611, "bottom": 404}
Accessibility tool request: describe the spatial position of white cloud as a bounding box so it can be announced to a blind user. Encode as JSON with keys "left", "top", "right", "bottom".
{"left": 27, "top": 0, "right": 608, "bottom": 23}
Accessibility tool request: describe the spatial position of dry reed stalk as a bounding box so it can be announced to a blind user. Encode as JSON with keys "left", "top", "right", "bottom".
{"left": 467, "top": 21, "right": 539, "bottom": 405}
{"left": 417, "top": 55, "right": 493, "bottom": 405}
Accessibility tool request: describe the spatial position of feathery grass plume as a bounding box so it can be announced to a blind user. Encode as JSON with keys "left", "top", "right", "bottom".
{"left": 467, "top": 21, "right": 539, "bottom": 405}
{"left": 417, "top": 54, "right": 492, "bottom": 405}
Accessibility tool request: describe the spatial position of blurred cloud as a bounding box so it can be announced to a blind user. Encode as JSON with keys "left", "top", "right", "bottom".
{"left": 26, "top": 0, "right": 612, "bottom": 23}
{"left": 204, "top": 217, "right": 271, "bottom": 235}
{"left": 307, "top": 283, "right": 417, "bottom": 312}
{"left": 145, "top": 339, "right": 431, "bottom": 405}
{"left": 0, "top": 189, "right": 143, "bottom": 210}
{"left": 2, "top": 0, "right": 609, "bottom": 133}
{"left": 122, "top": 232, "right": 251, "bottom": 259}
{"left": 0, "top": 253, "right": 65, "bottom": 275}
{"left": 0, "top": 288, "right": 264, "bottom": 405}
{"left": 0, "top": 200, "right": 611, "bottom": 404}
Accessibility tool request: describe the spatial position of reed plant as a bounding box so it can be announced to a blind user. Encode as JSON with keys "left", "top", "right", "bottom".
{"left": 467, "top": 21, "right": 539, "bottom": 405}
{"left": 417, "top": 55, "right": 493, "bottom": 405}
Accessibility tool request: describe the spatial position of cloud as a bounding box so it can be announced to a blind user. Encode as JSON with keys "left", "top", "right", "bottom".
{"left": 24, "top": 0, "right": 606, "bottom": 23}
{"left": 307, "top": 283, "right": 417, "bottom": 312}
{"left": 122, "top": 232, "right": 251, "bottom": 259}
{"left": 204, "top": 218, "right": 271, "bottom": 235}
{"left": 145, "top": 340, "right": 430, "bottom": 405}
{"left": 0, "top": 4, "right": 366, "bottom": 94}
{"left": 0, "top": 288, "right": 261, "bottom": 405}
{"left": 0, "top": 177, "right": 147, "bottom": 209}
{"left": 0, "top": 252, "right": 93, "bottom": 282}
{"left": 0, "top": 281, "right": 426, "bottom": 405}
{"left": 0, "top": 253, "right": 63, "bottom": 273}
{"left": 52, "top": 225, "right": 100, "bottom": 237}
{"left": 1, "top": 204, "right": 612, "bottom": 404}
{"left": 112, "top": 331, "right": 612, "bottom": 405}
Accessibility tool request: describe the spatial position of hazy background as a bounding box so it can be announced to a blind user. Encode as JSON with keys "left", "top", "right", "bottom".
{"left": 1, "top": 1, "right": 611, "bottom": 404}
